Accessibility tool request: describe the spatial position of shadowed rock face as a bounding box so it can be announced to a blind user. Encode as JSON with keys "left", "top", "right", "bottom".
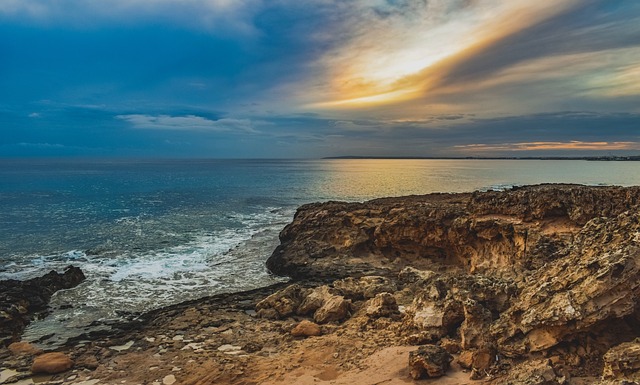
{"left": 267, "top": 184, "right": 640, "bottom": 281}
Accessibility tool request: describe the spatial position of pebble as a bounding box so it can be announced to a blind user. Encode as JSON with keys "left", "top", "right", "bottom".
{"left": 172, "top": 335, "right": 184, "bottom": 341}
{"left": 181, "top": 343, "right": 204, "bottom": 351}
{"left": 74, "top": 380, "right": 100, "bottom": 385}
{"left": 217, "top": 344, "right": 242, "bottom": 352}
{"left": 145, "top": 337, "right": 156, "bottom": 343}
{"left": 0, "top": 369, "right": 19, "bottom": 383}
{"left": 110, "top": 341, "right": 135, "bottom": 352}
{"left": 162, "top": 374, "right": 176, "bottom": 385}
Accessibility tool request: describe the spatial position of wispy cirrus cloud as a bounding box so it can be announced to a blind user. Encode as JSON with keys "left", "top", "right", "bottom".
{"left": 0, "top": 0, "right": 263, "bottom": 34}
{"left": 304, "top": 0, "right": 582, "bottom": 108}
{"left": 300, "top": 0, "right": 640, "bottom": 118}
{"left": 116, "top": 114, "right": 259, "bottom": 133}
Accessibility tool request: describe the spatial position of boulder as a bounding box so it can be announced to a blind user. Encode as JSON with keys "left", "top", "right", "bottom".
{"left": 458, "top": 350, "right": 474, "bottom": 369}
{"left": 297, "top": 285, "right": 333, "bottom": 316}
{"left": 365, "top": 292, "right": 398, "bottom": 318}
{"left": 439, "top": 338, "right": 461, "bottom": 354}
{"left": 8, "top": 341, "right": 43, "bottom": 356}
{"left": 255, "top": 284, "right": 308, "bottom": 320}
{"left": 460, "top": 299, "right": 492, "bottom": 349}
{"left": 471, "top": 347, "right": 496, "bottom": 371}
{"left": 408, "top": 345, "right": 453, "bottom": 379}
{"left": 314, "top": 295, "right": 351, "bottom": 324}
{"left": 31, "top": 352, "right": 74, "bottom": 374}
{"left": 602, "top": 338, "right": 640, "bottom": 380}
{"left": 291, "top": 320, "right": 322, "bottom": 337}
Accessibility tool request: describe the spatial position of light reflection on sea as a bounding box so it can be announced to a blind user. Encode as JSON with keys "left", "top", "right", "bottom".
{"left": 1, "top": 158, "right": 639, "bottom": 346}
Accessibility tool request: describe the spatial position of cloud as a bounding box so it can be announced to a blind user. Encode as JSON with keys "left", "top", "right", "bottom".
{"left": 116, "top": 114, "right": 259, "bottom": 133}
{"left": 454, "top": 141, "right": 640, "bottom": 152}
{"left": 0, "top": 0, "right": 263, "bottom": 34}
{"left": 296, "top": 0, "right": 640, "bottom": 118}
{"left": 16, "top": 142, "right": 65, "bottom": 148}
{"left": 303, "top": 1, "right": 581, "bottom": 108}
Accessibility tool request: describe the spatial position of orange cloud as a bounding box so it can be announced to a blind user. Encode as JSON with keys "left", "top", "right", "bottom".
{"left": 454, "top": 141, "right": 640, "bottom": 151}
{"left": 308, "top": 1, "right": 581, "bottom": 110}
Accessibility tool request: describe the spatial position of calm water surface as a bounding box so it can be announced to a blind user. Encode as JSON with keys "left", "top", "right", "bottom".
{"left": 1, "top": 158, "right": 638, "bottom": 345}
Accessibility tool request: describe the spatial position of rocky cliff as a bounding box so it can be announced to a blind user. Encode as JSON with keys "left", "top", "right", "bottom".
{"left": 267, "top": 184, "right": 640, "bottom": 280}
{"left": 262, "top": 184, "right": 640, "bottom": 382}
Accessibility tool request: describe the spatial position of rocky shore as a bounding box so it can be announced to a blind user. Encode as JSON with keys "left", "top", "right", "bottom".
{"left": 2, "top": 184, "right": 640, "bottom": 385}
{"left": 1, "top": 266, "right": 85, "bottom": 345}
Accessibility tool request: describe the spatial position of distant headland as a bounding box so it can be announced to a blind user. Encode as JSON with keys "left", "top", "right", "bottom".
{"left": 323, "top": 155, "right": 640, "bottom": 161}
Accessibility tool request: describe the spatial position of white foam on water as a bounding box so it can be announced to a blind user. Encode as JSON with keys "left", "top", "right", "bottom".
{"left": 19, "top": 207, "right": 293, "bottom": 347}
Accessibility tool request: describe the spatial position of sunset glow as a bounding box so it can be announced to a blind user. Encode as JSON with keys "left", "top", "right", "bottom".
{"left": 1, "top": 0, "right": 639, "bottom": 157}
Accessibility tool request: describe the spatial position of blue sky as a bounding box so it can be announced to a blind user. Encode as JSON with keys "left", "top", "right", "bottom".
{"left": 1, "top": 0, "right": 639, "bottom": 158}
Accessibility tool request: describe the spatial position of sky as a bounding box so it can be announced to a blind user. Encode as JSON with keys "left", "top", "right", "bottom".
{"left": 1, "top": 0, "right": 640, "bottom": 158}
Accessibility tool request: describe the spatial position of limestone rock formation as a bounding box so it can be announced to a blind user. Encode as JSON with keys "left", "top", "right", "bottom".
{"left": 267, "top": 185, "right": 640, "bottom": 281}
{"left": 263, "top": 184, "right": 640, "bottom": 381}
{"left": 333, "top": 276, "right": 396, "bottom": 300}
{"left": 602, "top": 338, "right": 640, "bottom": 381}
{"left": 492, "top": 210, "right": 640, "bottom": 356}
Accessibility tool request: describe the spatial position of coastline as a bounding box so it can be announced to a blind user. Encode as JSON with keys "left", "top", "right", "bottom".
{"left": 3, "top": 184, "right": 640, "bottom": 384}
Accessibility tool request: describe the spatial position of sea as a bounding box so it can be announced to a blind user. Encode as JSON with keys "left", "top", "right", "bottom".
{"left": 1, "top": 158, "right": 640, "bottom": 346}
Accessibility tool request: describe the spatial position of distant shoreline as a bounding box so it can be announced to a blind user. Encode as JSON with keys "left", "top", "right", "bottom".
{"left": 323, "top": 155, "right": 640, "bottom": 161}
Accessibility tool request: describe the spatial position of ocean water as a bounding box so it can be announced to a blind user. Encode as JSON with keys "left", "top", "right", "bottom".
{"left": 1, "top": 158, "right": 640, "bottom": 345}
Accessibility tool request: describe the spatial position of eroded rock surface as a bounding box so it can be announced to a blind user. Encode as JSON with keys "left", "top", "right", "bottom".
{"left": 267, "top": 184, "right": 640, "bottom": 280}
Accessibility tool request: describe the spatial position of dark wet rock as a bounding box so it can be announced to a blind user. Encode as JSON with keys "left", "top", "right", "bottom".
{"left": 0, "top": 266, "right": 85, "bottom": 345}
{"left": 408, "top": 344, "right": 453, "bottom": 379}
